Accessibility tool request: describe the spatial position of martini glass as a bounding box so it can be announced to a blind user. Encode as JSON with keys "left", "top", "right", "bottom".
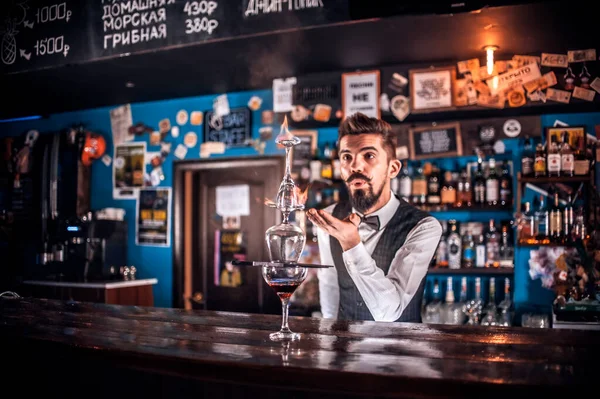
{"left": 262, "top": 264, "right": 308, "bottom": 341}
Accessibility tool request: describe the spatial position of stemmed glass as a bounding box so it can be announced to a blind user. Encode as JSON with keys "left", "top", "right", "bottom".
{"left": 262, "top": 265, "right": 308, "bottom": 341}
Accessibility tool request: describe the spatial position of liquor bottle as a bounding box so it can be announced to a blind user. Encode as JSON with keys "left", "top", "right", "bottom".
{"left": 440, "top": 170, "right": 456, "bottom": 206}
{"left": 560, "top": 131, "right": 574, "bottom": 177}
{"left": 412, "top": 163, "right": 427, "bottom": 205}
{"left": 447, "top": 220, "right": 462, "bottom": 270}
{"left": 499, "top": 222, "right": 514, "bottom": 268}
{"left": 518, "top": 202, "right": 537, "bottom": 244}
{"left": 427, "top": 164, "right": 441, "bottom": 205}
{"left": 499, "top": 162, "right": 512, "bottom": 207}
{"left": 534, "top": 143, "right": 547, "bottom": 177}
{"left": 563, "top": 195, "right": 573, "bottom": 244}
{"left": 480, "top": 277, "right": 498, "bottom": 326}
{"left": 497, "top": 278, "right": 512, "bottom": 327}
{"left": 435, "top": 221, "right": 449, "bottom": 268}
{"left": 535, "top": 195, "right": 550, "bottom": 244}
{"left": 547, "top": 136, "right": 561, "bottom": 177}
{"left": 485, "top": 219, "right": 500, "bottom": 268}
{"left": 423, "top": 279, "right": 442, "bottom": 324}
{"left": 475, "top": 232, "right": 486, "bottom": 268}
{"left": 442, "top": 277, "right": 455, "bottom": 324}
{"left": 455, "top": 169, "right": 472, "bottom": 208}
{"left": 486, "top": 158, "right": 499, "bottom": 206}
{"left": 465, "top": 277, "right": 483, "bottom": 325}
{"left": 473, "top": 159, "right": 486, "bottom": 205}
{"left": 461, "top": 230, "right": 475, "bottom": 268}
{"left": 399, "top": 166, "right": 412, "bottom": 203}
{"left": 521, "top": 136, "right": 534, "bottom": 177}
{"left": 549, "top": 191, "right": 563, "bottom": 244}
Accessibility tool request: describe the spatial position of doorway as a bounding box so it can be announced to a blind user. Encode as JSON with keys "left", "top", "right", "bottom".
{"left": 173, "top": 156, "right": 284, "bottom": 315}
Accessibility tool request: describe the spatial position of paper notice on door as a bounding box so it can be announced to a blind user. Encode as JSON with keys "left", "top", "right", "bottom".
{"left": 273, "top": 77, "right": 297, "bottom": 113}
{"left": 216, "top": 185, "right": 250, "bottom": 216}
{"left": 110, "top": 104, "right": 134, "bottom": 146}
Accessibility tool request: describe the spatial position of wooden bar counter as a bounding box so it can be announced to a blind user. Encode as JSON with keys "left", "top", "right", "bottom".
{"left": 1, "top": 297, "right": 598, "bottom": 398}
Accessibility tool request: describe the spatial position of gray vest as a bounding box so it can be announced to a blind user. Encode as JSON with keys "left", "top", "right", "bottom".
{"left": 329, "top": 195, "right": 433, "bottom": 322}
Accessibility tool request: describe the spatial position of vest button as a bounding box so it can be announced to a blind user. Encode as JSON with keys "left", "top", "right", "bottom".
{"left": 357, "top": 301, "right": 363, "bottom": 307}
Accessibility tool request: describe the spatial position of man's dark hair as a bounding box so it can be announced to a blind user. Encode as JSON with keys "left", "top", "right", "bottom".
{"left": 338, "top": 112, "right": 396, "bottom": 161}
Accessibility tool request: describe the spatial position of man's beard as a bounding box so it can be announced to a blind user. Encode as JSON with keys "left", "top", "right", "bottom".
{"left": 347, "top": 179, "right": 385, "bottom": 213}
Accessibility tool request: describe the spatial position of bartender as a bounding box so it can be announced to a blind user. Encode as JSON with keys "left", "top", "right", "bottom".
{"left": 306, "top": 112, "right": 442, "bottom": 323}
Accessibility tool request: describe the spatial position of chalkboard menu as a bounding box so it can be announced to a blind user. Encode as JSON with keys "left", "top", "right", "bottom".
{"left": 408, "top": 122, "right": 462, "bottom": 160}
{"left": 204, "top": 107, "right": 251, "bottom": 147}
{"left": 290, "top": 130, "right": 316, "bottom": 178}
{"left": 1, "top": 0, "right": 350, "bottom": 75}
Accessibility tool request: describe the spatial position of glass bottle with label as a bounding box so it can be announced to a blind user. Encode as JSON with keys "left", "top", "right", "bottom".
{"left": 473, "top": 160, "right": 486, "bottom": 205}
{"left": 423, "top": 279, "right": 442, "bottom": 324}
{"left": 455, "top": 169, "right": 472, "bottom": 208}
{"left": 461, "top": 230, "right": 475, "bottom": 268}
{"left": 485, "top": 219, "right": 500, "bottom": 268}
{"left": 534, "top": 143, "right": 547, "bottom": 177}
{"left": 518, "top": 201, "right": 537, "bottom": 244}
{"left": 547, "top": 136, "right": 561, "bottom": 177}
{"left": 399, "top": 166, "right": 412, "bottom": 203}
{"left": 499, "top": 222, "right": 514, "bottom": 268}
{"left": 549, "top": 191, "right": 563, "bottom": 244}
{"left": 480, "top": 277, "right": 498, "bottom": 326}
{"left": 440, "top": 170, "right": 456, "bottom": 206}
{"left": 573, "top": 135, "right": 589, "bottom": 176}
{"left": 435, "top": 220, "right": 449, "bottom": 268}
{"left": 412, "top": 163, "right": 427, "bottom": 205}
{"left": 499, "top": 162, "right": 512, "bottom": 207}
{"left": 563, "top": 195, "right": 573, "bottom": 244}
{"left": 465, "top": 277, "right": 483, "bottom": 325}
{"left": 475, "top": 231, "right": 486, "bottom": 268}
{"left": 521, "top": 136, "right": 534, "bottom": 177}
{"left": 427, "top": 164, "right": 441, "bottom": 205}
{"left": 486, "top": 158, "right": 499, "bottom": 206}
{"left": 447, "top": 220, "right": 462, "bottom": 270}
{"left": 560, "top": 131, "right": 574, "bottom": 177}
{"left": 535, "top": 195, "right": 550, "bottom": 244}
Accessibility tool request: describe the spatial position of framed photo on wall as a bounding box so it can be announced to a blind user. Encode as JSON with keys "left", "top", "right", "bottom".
{"left": 545, "top": 126, "right": 586, "bottom": 150}
{"left": 409, "top": 66, "right": 457, "bottom": 113}
{"left": 408, "top": 122, "right": 463, "bottom": 160}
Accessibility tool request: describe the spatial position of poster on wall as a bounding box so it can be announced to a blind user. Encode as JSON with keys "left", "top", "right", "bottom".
{"left": 136, "top": 188, "right": 172, "bottom": 247}
{"left": 214, "top": 230, "right": 247, "bottom": 288}
{"left": 113, "top": 142, "right": 146, "bottom": 199}
{"left": 110, "top": 104, "right": 134, "bottom": 146}
{"left": 342, "top": 70, "right": 380, "bottom": 119}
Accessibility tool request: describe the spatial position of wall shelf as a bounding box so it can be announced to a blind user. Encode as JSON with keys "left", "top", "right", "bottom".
{"left": 427, "top": 267, "right": 514, "bottom": 276}
{"left": 518, "top": 175, "right": 591, "bottom": 184}
{"left": 417, "top": 205, "right": 513, "bottom": 213}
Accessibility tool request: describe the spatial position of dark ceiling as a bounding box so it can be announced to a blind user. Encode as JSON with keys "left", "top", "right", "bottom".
{"left": 1, "top": 0, "right": 598, "bottom": 120}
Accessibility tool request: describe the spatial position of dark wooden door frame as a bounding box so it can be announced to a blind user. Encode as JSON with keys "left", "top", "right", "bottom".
{"left": 172, "top": 155, "right": 285, "bottom": 309}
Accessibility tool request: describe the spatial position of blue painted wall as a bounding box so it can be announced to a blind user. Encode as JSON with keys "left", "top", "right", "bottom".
{"left": 2, "top": 92, "right": 598, "bottom": 313}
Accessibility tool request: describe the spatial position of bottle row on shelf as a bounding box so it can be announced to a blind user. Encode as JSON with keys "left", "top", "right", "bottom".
{"left": 392, "top": 157, "right": 513, "bottom": 209}
{"left": 517, "top": 191, "right": 590, "bottom": 246}
{"left": 422, "top": 276, "right": 512, "bottom": 326}
{"left": 431, "top": 219, "right": 514, "bottom": 270}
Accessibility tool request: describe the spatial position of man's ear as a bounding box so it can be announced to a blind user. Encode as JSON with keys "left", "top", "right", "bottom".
{"left": 388, "top": 159, "right": 401, "bottom": 179}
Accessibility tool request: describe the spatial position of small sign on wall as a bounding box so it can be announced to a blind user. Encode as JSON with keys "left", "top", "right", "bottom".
{"left": 342, "top": 70, "right": 380, "bottom": 119}
{"left": 408, "top": 122, "right": 463, "bottom": 160}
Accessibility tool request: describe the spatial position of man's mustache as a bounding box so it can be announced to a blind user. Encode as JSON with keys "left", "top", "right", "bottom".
{"left": 346, "top": 173, "right": 371, "bottom": 184}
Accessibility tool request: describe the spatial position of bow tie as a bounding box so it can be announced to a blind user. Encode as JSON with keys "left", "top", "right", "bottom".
{"left": 359, "top": 214, "right": 380, "bottom": 231}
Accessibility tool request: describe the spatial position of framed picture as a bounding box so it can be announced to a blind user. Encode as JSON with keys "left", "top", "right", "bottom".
{"left": 408, "top": 122, "right": 462, "bottom": 160}
{"left": 342, "top": 70, "right": 381, "bottom": 119}
{"left": 409, "top": 66, "right": 457, "bottom": 113}
{"left": 545, "top": 126, "right": 586, "bottom": 151}
{"left": 290, "top": 130, "right": 318, "bottom": 179}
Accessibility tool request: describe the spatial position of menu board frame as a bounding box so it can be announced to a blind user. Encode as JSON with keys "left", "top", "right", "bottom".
{"left": 290, "top": 130, "right": 317, "bottom": 179}
{"left": 408, "top": 122, "right": 462, "bottom": 160}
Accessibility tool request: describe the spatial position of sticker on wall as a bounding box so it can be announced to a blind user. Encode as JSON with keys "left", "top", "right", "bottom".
{"left": 110, "top": 104, "right": 134, "bottom": 146}
{"left": 507, "top": 90, "right": 526, "bottom": 107}
{"left": 174, "top": 143, "right": 188, "bottom": 159}
{"left": 261, "top": 110, "right": 274, "bottom": 125}
{"left": 313, "top": 104, "right": 332, "bottom": 122}
{"left": 390, "top": 95, "right": 410, "bottom": 121}
{"left": 160, "top": 142, "right": 172, "bottom": 157}
{"left": 248, "top": 96, "right": 262, "bottom": 111}
{"left": 184, "top": 131, "right": 198, "bottom": 148}
{"left": 150, "top": 167, "right": 164, "bottom": 186}
{"left": 150, "top": 131, "right": 162, "bottom": 146}
{"left": 190, "top": 111, "right": 204, "bottom": 125}
{"left": 222, "top": 214, "right": 241, "bottom": 229}
{"left": 216, "top": 184, "right": 250, "bottom": 216}
{"left": 102, "top": 154, "right": 112, "bottom": 167}
{"left": 158, "top": 118, "right": 171, "bottom": 134}
{"left": 136, "top": 187, "right": 172, "bottom": 247}
{"left": 176, "top": 110, "right": 188, "bottom": 125}
{"left": 388, "top": 72, "right": 408, "bottom": 93}
{"left": 259, "top": 126, "right": 273, "bottom": 141}
{"left": 503, "top": 119, "right": 522, "bottom": 137}
{"left": 145, "top": 151, "right": 161, "bottom": 164}
{"left": 171, "top": 126, "right": 180, "bottom": 138}
{"left": 380, "top": 93, "right": 390, "bottom": 112}
{"left": 113, "top": 142, "right": 146, "bottom": 200}
{"left": 200, "top": 142, "right": 225, "bottom": 158}
{"left": 213, "top": 94, "right": 230, "bottom": 117}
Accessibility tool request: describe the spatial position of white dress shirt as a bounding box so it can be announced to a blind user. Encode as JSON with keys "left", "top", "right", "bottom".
{"left": 316, "top": 192, "right": 442, "bottom": 322}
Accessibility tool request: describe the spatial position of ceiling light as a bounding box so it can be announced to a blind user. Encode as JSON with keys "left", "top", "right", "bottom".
{"left": 125, "top": 81, "right": 135, "bottom": 88}
{"left": 483, "top": 45, "right": 498, "bottom": 75}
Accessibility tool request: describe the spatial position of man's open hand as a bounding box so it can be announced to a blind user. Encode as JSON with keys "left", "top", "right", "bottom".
{"left": 306, "top": 209, "right": 361, "bottom": 251}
